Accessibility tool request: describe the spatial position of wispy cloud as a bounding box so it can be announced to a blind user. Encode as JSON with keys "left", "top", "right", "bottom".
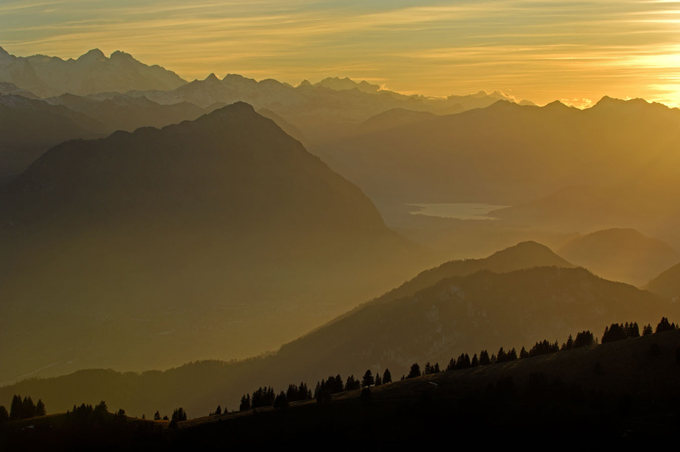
{"left": 2, "top": 0, "right": 680, "bottom": 105}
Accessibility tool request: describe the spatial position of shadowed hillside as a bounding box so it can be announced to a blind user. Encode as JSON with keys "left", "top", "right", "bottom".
{"left": 0, "top": 95, "right": 106, "bottom": 183}
{"left": 0, "top": 102, "right": 429, "bottom": 384}
{"left": 3, "top": 327, "right": 680, "bottom": 449}
{"left": 1, "top": 257, "right": 674, "bottom": 418}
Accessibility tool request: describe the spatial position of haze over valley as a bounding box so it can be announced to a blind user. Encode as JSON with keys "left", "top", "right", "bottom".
{"left": 2, "top": 5, "right": 680, "bottom": 444}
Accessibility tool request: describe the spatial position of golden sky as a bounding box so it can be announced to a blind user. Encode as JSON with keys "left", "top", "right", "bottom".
{"left": 2, "top": 0, "right": 680, "bottom": 107}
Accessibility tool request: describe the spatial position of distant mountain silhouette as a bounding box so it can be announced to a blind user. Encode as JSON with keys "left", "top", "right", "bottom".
{"left": 0, "top": 81, "right": 39, "bottom": 98}
{"left": 0, "top": 47, "right": 186, "bottom": 97}
{"left": 46, "top": 93, "right": 204, "bottom": 134}
{"left": 356, "top": 108, "right": 440, "bottom": 135}
{"left": 363, "top": 241, "right": 572, "bottom": 307}
{"left": 255, "top": 108, "right": 307, "bottom": 145}
{"left": 646, "top": 262, "right": 680, "bottom": 299}
{"left": 558, "top": 229, "right": 679, "bottom": 286}
{"left": 322, "top": 97, "right": 680, "bottom": 245}
{"left": 0, "top": 102, "right": 429, "bottom": 384}
{"left": 0, "top": 94, "right": 106, "bottom": 183}
{"left": 120, "top": 73, "right": 520, "bottom": 146}
{"left": 313, "top": 77, "right": 382, "bottom": 94}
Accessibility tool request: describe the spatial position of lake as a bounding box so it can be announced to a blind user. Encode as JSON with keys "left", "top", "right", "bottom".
{"left": 407, "top": 203, "right": 508, "bottom": 220}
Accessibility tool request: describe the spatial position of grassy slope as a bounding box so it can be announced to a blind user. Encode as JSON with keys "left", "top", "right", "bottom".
{"left": 4, "top": 329, "right": 679, "bottom": 449}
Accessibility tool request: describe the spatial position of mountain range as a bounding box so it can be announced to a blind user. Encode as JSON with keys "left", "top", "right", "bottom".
{"left": 0, "top": 47, "right": 186, "bottom": 97}
{"left": 557, "top": 228, "right": 679, "bottom": 287}
{"left": 0, "top": 102, "right": 429, "bottom": 384}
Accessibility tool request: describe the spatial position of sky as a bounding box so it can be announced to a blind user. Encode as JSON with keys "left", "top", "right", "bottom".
{"left": 1, "top": 0, "right": 680, "bottom": 107}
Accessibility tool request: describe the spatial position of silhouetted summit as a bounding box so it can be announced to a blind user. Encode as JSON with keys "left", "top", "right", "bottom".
{"left": 559, "top": 229, "right": 679, "bottom": 286}
{"left": 0, "top": 47, "right": 186, "bottom": 97}
{"left": 4, "top": 101, "right": 385, "bottom": 232}
{"left": 370, "top": 241, "right": 573, "bottom": 306}
{"left": 0, "top": 102, "right": 425, "bottom": 383}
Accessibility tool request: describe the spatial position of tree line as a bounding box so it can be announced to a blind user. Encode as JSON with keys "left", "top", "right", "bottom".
{"left": 2, "top": 317, "right": 676, "bottom": 425}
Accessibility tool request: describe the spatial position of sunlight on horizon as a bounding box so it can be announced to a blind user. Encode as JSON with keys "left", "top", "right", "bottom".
{"left": 1, "top": 0, "right": 680, "bottom": 106}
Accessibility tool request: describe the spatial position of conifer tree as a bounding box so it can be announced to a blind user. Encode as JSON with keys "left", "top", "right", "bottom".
{"left": 332, "top": 375, "right": 345, "bottom": 393}
{"left": 479, "top": 350, "right": 491, "bottom": 365}
{"left": 375, "top": 373, "right": 382, "bottom": 386}
{"left": 22, "top": 396, "right": 36, "bottom": 419}
{"left": 496, "top": 347, "right": 507, "bottom": 363}
{"left": 574, "top": 331, "right": 594, "bottom": 348}
{"left": 362, "top": 369, "right": 375, "bottom": 387}
{"left": 345, "top": 375, "right": 360, "bottom": 390}
{"left": 656, "top": 317, "right": 674, "bottom": 333}
{"left": 214, "top": 405, "right": 222, "bottom": 415}
{"left": 407, "top": 363, "right": 421, "bottom": 378}
{"left": 35, "top": 399, "right": 46, "bottom": 416}
{"left": 10, "top": 395, "right": 22, "bottom": 420}
{"left": 519, "top": 347, "right": 529, "bottom": 359}
{"left": 471, "top": 354, "right": 479, "bottom": 367}
{"left": 0, "top": 406, "right": 8, "bottom": 424}
{"left": 154, "top": 411, "right": 161, "bottom": 421}
{"left": 94, "top": 401, "right": 108, "bottom": 414}
{"left": 643, "top": 324, "right": 653, "bottom": 336}
{"left": 383, "top": 368, "right": 392, "bottom": 384}
{"left": 240, "top": 394, "right": 251, "bottom": 411}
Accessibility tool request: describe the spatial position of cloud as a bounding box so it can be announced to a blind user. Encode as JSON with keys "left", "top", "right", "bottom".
{"left": 2, "top": 0, "right": 680, "bottom": 106}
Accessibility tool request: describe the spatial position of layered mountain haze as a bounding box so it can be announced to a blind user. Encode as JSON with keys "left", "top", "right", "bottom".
{"left": 0, "top": 94, "right": 106, "bottom": 183}
{"left": 646, "top": 263, "right": 680, "bottom": 299}
{"left": 120, "top": 72, "right": 522, "bottom": 146}
{"left": 0, "top": 245, "right": 674, "bottom": 417}
{"left": 0, "top": 102, "right": 431, "bottom": 384}
{"left": 320, "top": 97, "right": 680, "bottom": 247}
{"left": 0, "top": 47, "right": 186, "bottom": 97}
{"left": 45, "top": 93, "right": 205, "bottom": 134}
{"left": 358, "top": 241, "right": 573, "bottom": 307}
{"left": 0, "top": 93, "right": 212, "bottom": 184}
{"left": 276, "top": 266, "right": 674, "bottom": 385}
{"left": 558, "top": 229, "right": 680, "bottom": 287}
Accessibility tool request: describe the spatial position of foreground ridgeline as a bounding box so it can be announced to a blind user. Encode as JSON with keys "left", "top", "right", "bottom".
{"left": 3, "top": 316, "right": 679, "bottom": 449}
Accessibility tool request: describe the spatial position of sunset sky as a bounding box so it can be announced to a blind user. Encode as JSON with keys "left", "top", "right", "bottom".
{"left": 2, "top": 0, "right": 680, "bottom": 107}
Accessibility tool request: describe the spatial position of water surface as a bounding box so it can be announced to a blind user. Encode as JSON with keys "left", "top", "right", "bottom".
{"left": 408, "top": 203, "right": 508, "bottom": 220}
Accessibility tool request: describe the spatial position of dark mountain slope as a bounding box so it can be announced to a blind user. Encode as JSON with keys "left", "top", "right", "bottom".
{"left": 47, "top": 94, "right": 205, "bottom": 134}
{"left": 5, "top": 329, "right": 680, "bottom": 449}
{"left": 367, "top": 241, "right": 573, "bottom": 306}
{"left": 276, "top": 266, "right": 673, "bottom": 382}
{"left": 0, "top": 95, "right": 106, "bottom": 184}
{"left": 0, "top": 102, "right": 428, "bottom": 384}
{"left": 1, "top": 264, "right": 673, "bottom": 418}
